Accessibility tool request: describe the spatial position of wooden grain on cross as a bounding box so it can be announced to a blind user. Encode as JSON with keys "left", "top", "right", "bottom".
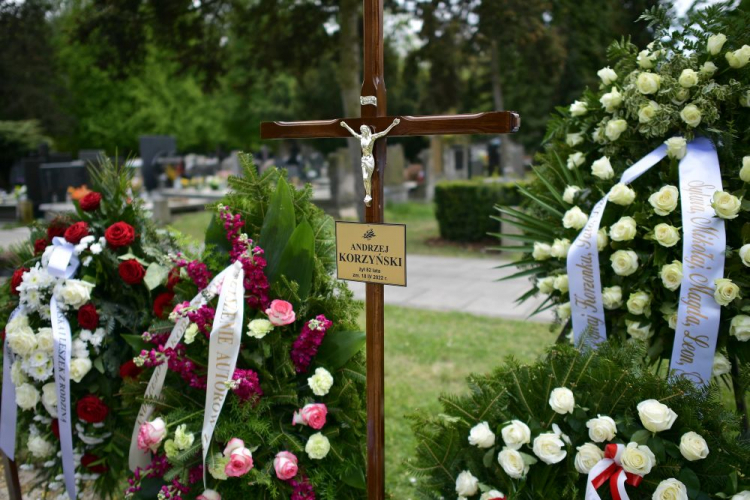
{"left": 260, "top": 1, "right": 520, "bottom": 498}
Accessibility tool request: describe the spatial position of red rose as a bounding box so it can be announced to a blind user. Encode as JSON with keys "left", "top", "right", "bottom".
{"left": 119, "top": 259, "right": 146, "bottom": 285}
{"left": 76, "top": 394, "right": 109, "bottom": 423}
{"left": 153, "top": 292, "right": 175, "bottom": 319}
{"left": 79, "top": 192, "right": 102, "bottom": 212}
{"left": 51, "top": 419, "right": 60, "bottom": 439}
{"left": 119, "top": 360, "right": 143, "bottom": 380}
{"left": 10, "top": 268, "right": 27, "bottom": 295}
{"left": 166, "top": 267, "right": 181, "bottom": 291}
{"left": 81, "top": 453, "right": 108, "bottom": 474}
{"left": 64, "top": 221, "right": 89, "bottom": 244}
{"left": 77, "top": 303, "right": 99, "bottom": 330}
{"left": 0, "top": 330, "right": 5, "bottom": 342}
{"left": 33, "top": 238, "right": 48, "bottom": 255}
{"left": 104, "top": 222, "right": 136, "bottom": 249}
{"left": 47, "top": 220, "right": 68, "bottom": 240}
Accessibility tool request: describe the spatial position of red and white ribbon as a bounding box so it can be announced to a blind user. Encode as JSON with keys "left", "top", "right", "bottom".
{"left": 585, "top": 444, "right": 642, "bottom": 500}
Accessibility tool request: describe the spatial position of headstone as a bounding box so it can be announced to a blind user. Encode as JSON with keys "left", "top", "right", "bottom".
{"left": 384, "top": 144, "right": 408, "bottom": 203}
{"left": 151, "top": 197, "right": 171, "bottom": 224}
{"left": 327, "top": 147, "right": 357, "bottom": 217}
{"left": 221, "top": 151, "right": 242, "bottom": 176}
{"left": 39, "top": 160, "right": 88, "bottom": 203}
{"left": 139, "top": 135, "right": 177, "bottom": 191}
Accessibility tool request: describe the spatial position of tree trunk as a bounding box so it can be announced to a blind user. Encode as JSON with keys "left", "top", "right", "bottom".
{"left": 490, "top": 39, "right": 521, "bottom": 177}
{"left": 338, "top": 0, "right": 364, "bottom": 220}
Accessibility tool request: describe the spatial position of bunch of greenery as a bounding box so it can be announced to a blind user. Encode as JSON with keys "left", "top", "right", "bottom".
{"left": 124, "top": 156, "right": 367, "bottom": 499}
{"left": 407, "top": 342, "right": 750, "bottom": 499}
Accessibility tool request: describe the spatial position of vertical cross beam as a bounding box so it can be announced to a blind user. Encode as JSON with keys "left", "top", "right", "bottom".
{"left": 361, "top": 1, "right": 387, "bottom": 498}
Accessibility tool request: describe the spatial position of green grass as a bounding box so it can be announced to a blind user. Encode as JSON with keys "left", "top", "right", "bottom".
{"left": 366, "top": 305, "right": 555, "bottom": 499}
{"left": 168, "top": 211, "right": 214, "bottom": 242}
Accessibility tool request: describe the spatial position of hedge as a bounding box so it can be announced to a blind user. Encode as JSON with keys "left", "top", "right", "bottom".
{"left": 434, "top": 178, "right": 527, "bottom": 242}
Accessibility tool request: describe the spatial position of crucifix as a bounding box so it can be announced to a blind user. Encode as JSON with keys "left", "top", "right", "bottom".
{"left": 260, "top": 1, "right": 520, "bottom": 497}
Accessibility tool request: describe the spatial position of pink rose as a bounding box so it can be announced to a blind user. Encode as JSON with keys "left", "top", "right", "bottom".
{"left": 265, "top": 300, "right": 296, "bottom": 326}
{"left": 224, "top": 447, "right": 254, "bottom": 477}
{"left": 273, "top": 451, "right": 299, "bottom": 480}
{"left": 223, "top": 437, "right": 245, "bottom": 457}
{"left": 136, "top": 417, "right": 167, "bottom": 452}
{"left": 197, "top": 490, "right": 221, "bottom": 500}
{"left": 292, "top": 403, "right": 328, "bottom": 430}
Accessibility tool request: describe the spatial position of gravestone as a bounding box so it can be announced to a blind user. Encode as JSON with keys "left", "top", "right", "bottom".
{"left": 139, "top": 135, "right": 177, "bottom": 191}
{"left": 39, "top": 160, "right": 88, "bottom": 203}
{"left": 384, "top": 144, "right": 408, "bottom": 203}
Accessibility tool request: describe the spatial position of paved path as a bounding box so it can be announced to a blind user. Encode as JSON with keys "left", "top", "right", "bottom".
{"left": 0, "top": 227, "right": 31, "bottom": 250}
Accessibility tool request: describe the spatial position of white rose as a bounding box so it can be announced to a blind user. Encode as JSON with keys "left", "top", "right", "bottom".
{"left": 497, "top": 447, "right": 529, "bottom": 479}
{"left": 665, "top": 137, "right": 687, "bottom": 160}
{"left": 55, "top": 279, "right": 95, "bottom": 309}
{"left": 602, "top": 286, "right": 623, "bottom": 310}
{"left": 638, "top": 100, "right": 660, "bottom": 123}
{"left": 707, "top": 33, "right": 727, "bottom": 55}
{"left": 566, "top": 133, "right": 583, "bottom": 147}
{"left": 673, "top": 88, "right": 690, "bottom": 105}
{"left": 609, "top": 183, "right": 635, "bottom": 206}
{"left": 653, "top": 478, "right": 688, "bottom": 500}
{"left": 563, "top": 206, "right": 589, "bottom": 230}
{"left": 679, "top": 431, "right": 709, "bottom": 461}
{"left": 532, "top": 242, "right": 552, "bottom": 261}
{"left": 6, "top": 325, "right": 37, "bottom": 356}
{"left": 28, "top": 435, "right": 54, "bottom": 458}
{"left": 740, "top": 156, "right": 750, "bottom": 183}
{"left": 480, "top": 490, "right": 506, "bottom": 500}
{"left": 557, "top": 302, "right": 571, "bottom": 322}
{"left": 741, "top": 90, "right": 750, "bottom": 108}
{"left": 553, "top": 275, "right": 569, "bottom": 294}
{"left": 70, "top": 357, "right": 93, "bottom": 383}
{"left": 605, "top": 119, "right": 628, "bottom": 142}
{"left": 680, "top": 104, "right": 702, "bottom": 127}
{"left": 247, "top": 319, "right": 274, "bottom": 339}
{"left": 714, "top": 278, "right": 740, "bottom": 306}
{"left": 567, "top": 152, "right": 586, "bottom": 170}
{"left": 626, "top": 320, "right": 654, "bottom": 341}
{"left": 598, "top": 67, "right": 618, "bottom": 85}
{"left": 712, "top": 190, "right": 741, "bottom": 219}
{"left": 667, "top": 311, "right": 678, "bottom": 330}
{"left": 637, "top": 399, "right": 677, "bottom": 432}
{"left": 731, "top": 492, "right": 750, "bottom": 500}
{"left": 600, "top": 87, "right": 623, "bottom": 113}
{"left": 570, "top": 100, "right": 588, "bottom": 116}
{"left": 637, "top": 50, "right": 657, "bottom": 69}
{"left": 586, "top": 415, "right": 617, "bottom": 443}
{"left": 712, "top": 352, "right": 732, "bottom": 377}
{"left": 468, "top": 422, "right": 495, "bottom": 449}
{"left": 16, "top": 382, "right": 40, "bottom": 410}
{"left": 550, "top": 239, "right": 571, "bottom": 259}
{"left": 533, "top": 432, "right": 567, "bottom": 464}
{"left": 701, "top": 61, "right": 718, "bottom": 75}
{"left": 592, "top": 126, "right": 606, "bottom": 144}
{"left": 6, "top": 314, "right": 29, "bottom": 335}
{"left": 609, "top": 216, "right": 636, "bottom": 242}
{"left": 597, "top": 228, "right": 609, "bottom": 251}
{"left": 654, "top": 223, "right": 680, "bottom": 248}
{"left": 610, "top": 250, "right": 639, "bottom": 276}
{"left": 41, "top": 382, "right": 58, "bottom": 417}
{"left": 308, "top": 367, "right": 334, "bottom": 396}
{"left": 591, "top": 156, "right": 614, "bottom": 180}
{"left": 637, "top": 72, "right": 661, "bottom": 94}
{"left": 455, "top": 470, "right": 479, "bottom": 496}
{"left": 730, "top": 315, "right": 750, "bottom": 341}
{"left": 726, "top": 45, "right": 750, "bottom": 68}
{"left": 627, "top": 291, "right": 651, "bottom": 316}
{"left": 620, "top": 442, "right": 656, "bottom": 476}
{"left": 660, "top": 261, "right": 683, "bottom": 291}
{"left": 305, "top": 432, "right": 330, "bottom": 460}
{"left": 548, "top": 387, "right": 575, "bottom": 414}
{"left": 574, "top": 443, "right": 604, "bottom": 474}
{"left": 537, "top": 277, "right": 555, "bottom": 294}
{"left": 10, "top": 362, "right": 27, "bottom": 386}
{"left": 501, "top": 420, "right": 531, "bottom": 450}
{"left": 563, "top": 185, "right": 581, "bottom": 204}
{"left": 36, "top": 328, "right": 54, "bottom": 353}
{"left": 678, "top": 69, "right": 699, "bottom": 88}
{"left": 649, "top": 185, "right": 679, "bottom": 215}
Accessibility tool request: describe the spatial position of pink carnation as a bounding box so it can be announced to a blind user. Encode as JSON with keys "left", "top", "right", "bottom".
{"left": 274, "top": 451, "right": 299, "bottom": 480}
{"left": 137, "top": 418, "right": 167, "bottom": 452}
{"left": 266, "top": 299, "right": 296, "bottom": 326}
{"left": 292, "top": 403, "right": 328, "bottom": 430}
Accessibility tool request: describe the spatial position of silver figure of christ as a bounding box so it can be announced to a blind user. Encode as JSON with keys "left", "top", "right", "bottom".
{"left": 340, "top": 118, "right": 401, "bottom": 206}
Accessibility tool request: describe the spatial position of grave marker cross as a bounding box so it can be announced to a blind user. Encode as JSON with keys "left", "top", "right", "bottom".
{"left": 261, "top": 1, "right": 520, "bottom": 497}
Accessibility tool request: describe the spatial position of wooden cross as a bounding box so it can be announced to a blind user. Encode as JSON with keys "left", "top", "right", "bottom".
{"left": 261, "top": 1, "right": 519, "bottom": 497}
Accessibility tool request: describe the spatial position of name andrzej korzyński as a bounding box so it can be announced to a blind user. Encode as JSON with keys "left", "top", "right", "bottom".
{"left": 338, "top": 243, "right": 403, "bottom": 266}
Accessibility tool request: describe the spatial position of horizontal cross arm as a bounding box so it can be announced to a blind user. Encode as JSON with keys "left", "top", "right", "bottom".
{"left": 260, "top": 111, "right": 520, "bottom": 140}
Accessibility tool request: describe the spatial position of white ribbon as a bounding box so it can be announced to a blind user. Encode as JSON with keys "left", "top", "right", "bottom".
{"left": 0, "top": 308, "right": 22, "bottom": 460}
{"left": 48, "top": 237, "right": 79, "bottom": 280}
{"left": 128, "top": 262, "right": 244, "bottom": 472}
{"left": 669, "top": 137, "right": 725, "bottom": 385}
{"left": 568, "top": 144, "right": 668, "bottom": 346}
{"left": 585, "top": 444, "right": 634, "bottom": 500}
{"left": 51, "top": 297, "right": 76, "bottom": 500}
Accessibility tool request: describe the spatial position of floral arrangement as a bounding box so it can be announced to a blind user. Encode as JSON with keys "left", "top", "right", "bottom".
{"left": 0, "top": 159, "right": 177, "bottom": 498}
{"left": 123, "top": 159, "right": 367, "bottom": 500}
{"left": 407, "top": 342, "right": 750, "bottom": 499}
{"left": 496, "top": 6, "right": 750, "bottom": 392}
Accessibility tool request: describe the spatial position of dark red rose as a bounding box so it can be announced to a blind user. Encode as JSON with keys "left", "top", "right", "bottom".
{"left": 10, "top": 268, "right": 27, "bottom": 295}
{"left": 0, "top": 330, "right": 5, "bottom": 342}
{"left": 153, "top": 292, "right": 175, "bottom": 319}
{"left": 76, "top": 394, "right": 109, "bottom": 423}
{"left": 64, "top": 221, "right": 89, "bottom": 244}
{"left": 119, "top": 359, "right": 143, "bottom": 380}
{"left": 79, "top": 192, "right": 102, "bottom": 212}
{"left": 81, "top": 454, "right": 108, "bottom": 474}
{"left": 33, "top": 238, "right": 48, "bottom": 255}
{"left": 119, "top": 259, "right": 145, "bottom": 285}
{"left": 47, "top": 220, "right": 68, "bottom": 241}
{"left": 51, "top": 419, "right": 60, "bottom": 439}
{"left": 104, "top": 221, "right": 136, "bottom": 249}
{"left": 166, "top": 267, "right": 181, "bottom": 291}
{"left": 77, "top": 303, "right": 99, "bottom": 330}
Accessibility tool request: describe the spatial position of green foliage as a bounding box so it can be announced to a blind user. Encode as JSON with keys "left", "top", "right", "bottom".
{"left": 408, "top": 343, "right": 750, "bottom": 499}
{"left": 434, "top": 179, "right": 529, "bottom": 242}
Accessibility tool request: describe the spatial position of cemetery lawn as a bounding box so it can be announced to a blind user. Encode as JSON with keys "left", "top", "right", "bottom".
{"left": 367, "top": 305, "right": 554, "bottom": 499}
